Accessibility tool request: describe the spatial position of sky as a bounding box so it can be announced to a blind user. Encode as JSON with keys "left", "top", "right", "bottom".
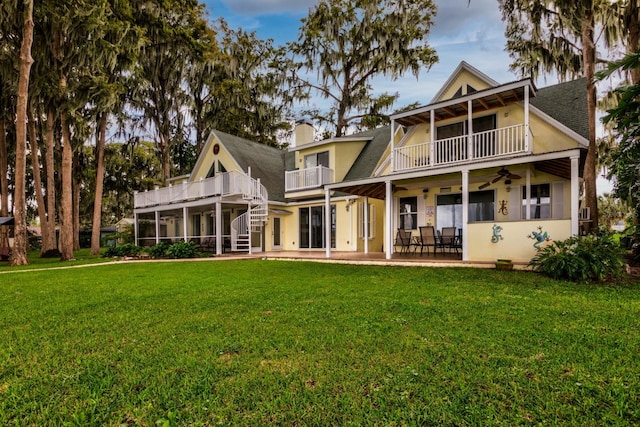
{"left": 201, "top": 0, "right": 517, "bottom": 108}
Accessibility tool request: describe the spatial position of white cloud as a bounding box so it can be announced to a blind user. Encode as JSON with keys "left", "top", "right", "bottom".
{"left": 218, "top": 0, "right": 317, "bottom": 16}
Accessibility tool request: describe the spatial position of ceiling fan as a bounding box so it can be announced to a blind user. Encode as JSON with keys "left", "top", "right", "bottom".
{"left": 478, "top": 167, "right": 521, "bottom": 190}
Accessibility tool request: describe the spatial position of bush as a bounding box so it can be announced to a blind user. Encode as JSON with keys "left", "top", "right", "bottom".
{"left": 103, "top": 243, "right": 142, "bottom": 258}
{"left": 530, "top": 233, "right": 626, "bottom": 283}
{"left": 166, "top": 241, "right": 199, "bottom": 259}
{"left": 149, "top": 242, "right": 171, "bottom": 259}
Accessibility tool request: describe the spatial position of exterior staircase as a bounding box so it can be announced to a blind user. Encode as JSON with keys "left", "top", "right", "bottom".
{"left": 230, "top": 174, "right": 268, "bottom": 253}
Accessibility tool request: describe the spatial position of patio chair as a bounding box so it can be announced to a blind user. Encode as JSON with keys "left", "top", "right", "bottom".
{"left": 395, "top": 228, "right": 414, "bottom": 254}
{"left": 416, "top": 226, "right": 438, "bottom": 256}
{"left": 440, "top": 227, "right": 457, "bottom": 254}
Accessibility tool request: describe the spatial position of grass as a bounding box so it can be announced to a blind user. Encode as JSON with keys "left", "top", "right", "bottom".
{"left": 1, "top": 260, "right": 639, "bottom": 426}
{"left": 0, "top": 248, "right": 113, "bottom": 272}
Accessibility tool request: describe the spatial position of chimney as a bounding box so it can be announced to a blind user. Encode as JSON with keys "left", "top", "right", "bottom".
{"left": 294, "top": 119, "right": 314, "bottom": 147}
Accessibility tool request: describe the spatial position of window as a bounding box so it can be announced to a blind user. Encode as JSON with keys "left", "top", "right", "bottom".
{"left": 469, "top": 190, "right": 495, "bottom": 222}
{"left": 206, "top": 160, "right": 227, "bottom": 178}
{"left": 299, "top": 205, "right": 336, "bottom": 249}
{"left": 304, "top": 151, "right": 329, "bottom": 168}
{"left": 522, "top": 184, "right": 551, "bottom": 219}
{"left": 437, "top": 190, "right": 494, "bottom": 231}
{"left": 358, "top": 202, "right": 376, "bottom": 239}
{"left": 399, "top": 197, "right": 417, "bottom": 230}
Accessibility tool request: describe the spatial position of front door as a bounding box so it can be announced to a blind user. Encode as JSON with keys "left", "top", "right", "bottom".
{"left": 272, "top": 217, "right": 282, "bottom": 250}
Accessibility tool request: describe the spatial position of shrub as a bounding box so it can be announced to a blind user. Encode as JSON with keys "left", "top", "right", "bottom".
{"left": 103, "top": 243, "right": 142, "bottom": 258}
{"left": 166, "top": 241, "right": 199, "bottom": 259}
{"left": 530, "top": 233, "right": 626, "bottom": 283}
{"left": 149, "top": 242, "right": 171, "bottom": 259}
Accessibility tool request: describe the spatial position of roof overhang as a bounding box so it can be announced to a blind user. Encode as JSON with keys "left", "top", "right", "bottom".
{"left": 288, "top": 136, "right": 373, "bottom": 152}
{"left": 326, "top": 149, "right": 583, "bottom": 200}
{"left": 391, "top": 79, "right": 537, "bottom": 127}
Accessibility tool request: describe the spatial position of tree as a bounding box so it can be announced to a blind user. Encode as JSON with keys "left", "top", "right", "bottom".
{"left": 599, "top": 52, "right": 640, "bottom": 257}
{"left": 290, "top": 0, "right": 438, "bottom": 137}
{"left": 10, "top": 0, "right": 34, "bottom": 266}
{"left": 498, "top": 0, "right": 624, "bottom": 231}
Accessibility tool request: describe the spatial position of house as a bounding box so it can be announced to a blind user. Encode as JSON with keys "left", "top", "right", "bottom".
{"left": 133, "top": 62, "right": 587, "bottom": 263}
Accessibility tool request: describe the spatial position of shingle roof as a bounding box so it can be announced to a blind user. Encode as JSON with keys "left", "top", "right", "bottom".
{"left": 342, "top": 126, "right": 391, "bottom": 181}
{"left": 212, "top": 130, "right": 287, "bottom": 202}
{"left": 531, "top": 78, "right": 588, "bottom": 140}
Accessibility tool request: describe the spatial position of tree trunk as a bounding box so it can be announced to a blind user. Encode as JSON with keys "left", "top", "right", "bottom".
{"left": 90, "top": 113, "right": 107, "bottom": 255}
{"left": 0, "top": 118, "right": 9, "bottom": 249}
{"left": 73, "top": 149, "right": 80, "bottom": 251}
{"left": 41, "top": 107, "right": 58, "bottom": 254}
{"left": 27, "top": 106, "right": 51, "bottom": 255}
{"left": 629, "top": 1, "right": 640, "bottom": 84}
{"left": 10, "top": 0, "right": 34, "bottom": 266}
{"left": 59, "top": 108, "right": 74, "bottom": 261}
{"left": 582, "top": 14, "right": 599, "bottom": 232}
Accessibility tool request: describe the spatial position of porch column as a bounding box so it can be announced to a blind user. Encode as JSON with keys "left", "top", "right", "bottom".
{"left": 385, "top": 180, "right": 393, "bottom": 260}
{"left": 430, "top": 111, "right": 435, "bottom": 166}
{"left": 571, "top": 155, "right": 580, "bottom": 235}
{"left": 364, "top": 196, "right": 369, "bottom": 254}
{"left": 390, "top": 120, "right": 395, "bottom": 173}
{"left": 524, "top": 84, "right": 530, "bottom": 152}
{"left": 134, "top": 212, "right": 139, "bottom": 246}
{"left": 325, "top": 189, "right": 331, "bottom": 258}
{"left": 215, "top": 202, "right": 222, "bottom": 255}
{"left": 247, "top": 202, "right": 252, "bottom": 255}
{"left": 154, "top": 210, "right": 160, "bottom": 245}
{"left": 461, "top": 170, "right": 469, "bottom": 261}
{"left": 182, "top": 206, "right": 188, "bottom": 242}
{"left": 467, "top": 99, "right": 474, "bottom": 161}
{"left": 525, "top": 169, "right": 531, "bottom": 220}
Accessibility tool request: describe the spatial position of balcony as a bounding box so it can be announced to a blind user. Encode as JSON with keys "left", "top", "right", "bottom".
{"left": 285, "top": 166, "right": 334, "bottom": 192}
{"left": 134, "top": 171, "right": 259, "bottom": 209}
{"left": 393, "top": 124, "right": 530, "bottom": 172}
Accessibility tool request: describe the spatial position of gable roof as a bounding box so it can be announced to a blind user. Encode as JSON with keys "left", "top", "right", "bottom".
{"left": 530, "top": 78, "right": 588, "bottom": 140}
{"left": 342, "top": 126, "right": 391, "bottom": 181}
{"left": 430, "top": 61, "right": 500, "bottom": 103}
{"left": 211, "top": 130, "right": 288, "bottom": 202}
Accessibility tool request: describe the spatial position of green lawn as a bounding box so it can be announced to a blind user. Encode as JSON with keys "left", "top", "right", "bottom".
{"left": 1, "top": 260, "right": 638, "bottom": 426}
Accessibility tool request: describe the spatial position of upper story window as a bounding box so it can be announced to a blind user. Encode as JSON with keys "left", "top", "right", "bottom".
{"left": 436, "top": 115, "right": 496, "bottom": 139}
{"left": 304, "top": 151, "right": 329, "bottom": 169}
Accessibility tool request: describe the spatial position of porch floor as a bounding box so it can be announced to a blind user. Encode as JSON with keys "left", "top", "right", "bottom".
{"left": 222, "top": 250, "right": 504, "bottom": 269}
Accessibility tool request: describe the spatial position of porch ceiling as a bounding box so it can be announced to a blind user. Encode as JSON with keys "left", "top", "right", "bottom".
{"left": 394, "top": 80, "right": 534, "bottom": 127}
{"left": 534, "top": 158, "right": 572, "bottom": 180}
{"left": 335, "top": 182, "right": 388, "bottom": 200}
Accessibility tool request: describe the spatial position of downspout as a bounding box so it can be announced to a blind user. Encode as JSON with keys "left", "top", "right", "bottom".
{"left": 215, "top": 202, "right": 222, "bottom": 255}
{"left": 364, "top": 196, "right": 369, "bottom": 254}
{"left": 134, "top": 212, "right": 139, "bottom": 246}
{"left": 183, "top": 206, "right": 188, "bottom": 242}
{"left": 154, "top": 210, "right": 160, "bottom": 245}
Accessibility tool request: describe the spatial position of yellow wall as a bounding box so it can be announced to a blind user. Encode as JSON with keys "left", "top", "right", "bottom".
{"left": 293, "top": 140, "right": 367, "bottom": 182}
{"left": 468, "top": 220, "right": 571, "bottom": 263}
{"left": 191, "top": 134, "right": 243, "bottom": 180}
{"left": 437, "top": 69, "right": 493, "bottom": 101}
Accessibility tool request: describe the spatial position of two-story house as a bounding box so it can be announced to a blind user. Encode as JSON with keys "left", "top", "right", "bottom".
{"left": 133, "top": 62, "right": 588, "bottom": 263}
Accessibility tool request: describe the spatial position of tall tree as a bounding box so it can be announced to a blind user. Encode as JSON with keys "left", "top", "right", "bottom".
{"left": 131, "top": 0, "right": 208, "bottom": 184}
{"left": 10, "top": 0, "right": 34, "bottom": 266}
{"left": 498, "top": 0, "right": 624, "bottom": 231}
{"left": 290, "top": 0, "right": 438, "bottom": 137}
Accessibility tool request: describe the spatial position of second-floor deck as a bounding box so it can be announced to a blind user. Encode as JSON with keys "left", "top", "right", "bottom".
{"left": 285, "top": 165, "right": 334, "bottom": 192}
{"left": 393, "top": 124, "right": 531, "bottom": 172}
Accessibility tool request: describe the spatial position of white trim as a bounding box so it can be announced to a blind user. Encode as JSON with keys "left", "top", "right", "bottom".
{"left": 374, "top": 126, "right": 415, "bottom": 177}
{"left": 288, "top": 136, "right": 373, "bottom": 152}
{"left": 571, "top": 156, "right": 580, "bottom": 235}
{"left": 430, "top": 61, "right": 500, "bottom": 103}
{"left": 189, "top": 131, "right": 243, "bottom": 181}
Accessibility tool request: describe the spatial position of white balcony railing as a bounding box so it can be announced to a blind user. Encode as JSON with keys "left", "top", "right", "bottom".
{"left": 285, "top": 165, "right": 334, "bottom": 192}
{"left": 393, "top": 124, "right": 529, "bottom": 172}
{"left": 134, "top": 170, "right": 260, "bottom": 208}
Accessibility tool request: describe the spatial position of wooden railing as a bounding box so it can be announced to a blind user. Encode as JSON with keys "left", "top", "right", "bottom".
{"left": 393, "top": 124, "right": 529, "bottom": 172}
{"left": 134, "top": 171, "right": 260, "bottom": 208}
{"left": 285, "top": 165, "right": 334, "bottom": 192}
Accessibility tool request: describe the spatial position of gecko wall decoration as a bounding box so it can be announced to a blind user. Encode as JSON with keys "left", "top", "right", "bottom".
{"left": 528, "top": 226, "right": 551, "bottom": 249}
{"left": 491, "top": 224, "right": 504, "bottom": 243}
